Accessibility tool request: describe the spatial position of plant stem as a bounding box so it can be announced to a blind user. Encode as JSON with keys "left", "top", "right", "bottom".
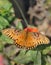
{"left": 13, "top": 0, "right": 28, "bottom": 26}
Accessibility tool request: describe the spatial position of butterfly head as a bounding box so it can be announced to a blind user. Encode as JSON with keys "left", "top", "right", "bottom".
{"left": 24, "top": 27, "right": 39, "bottom": 33}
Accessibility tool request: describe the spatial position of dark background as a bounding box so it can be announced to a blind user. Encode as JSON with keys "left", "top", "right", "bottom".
{"left": 9, "top": 0, "right": 36, "bottom": 19}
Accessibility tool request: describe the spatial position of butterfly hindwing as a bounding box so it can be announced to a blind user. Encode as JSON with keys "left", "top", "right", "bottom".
{"left": 25, "top": 32, "right": 50, "bottom": 49}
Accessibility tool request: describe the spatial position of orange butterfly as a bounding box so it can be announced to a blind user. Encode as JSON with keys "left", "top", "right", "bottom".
{"left": 2, "top": 28, "right": 50, "bottom": 49}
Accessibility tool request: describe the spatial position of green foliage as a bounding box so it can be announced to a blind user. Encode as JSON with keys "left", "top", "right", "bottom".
{"left": 0, "top": 0, "right": 14, "bottom": 29}
{"left": 13, "top": 50, "right": 41, "bottom": 65}
{"left": 0, "top": 40, "right": 4, "bottom": 51}
{"left": 0, "top": 0, "right": 12, "bottom": 15}
{"left": 0, "top": 34, "right": 13, "bottom": 44}
{"left": 0, "top": 16, "right": 9, "bottom": 29}
{"left": 0, "top": 0, "right": 51, "bottom": 65}
{"left": 42, "top": 46, "right": 51, "bottom": 54}
{"left": 45, "top": 56, "right": 51, "bottom": 65}
{"left": 0, "top": 0, "right": 14, "bottom": 54}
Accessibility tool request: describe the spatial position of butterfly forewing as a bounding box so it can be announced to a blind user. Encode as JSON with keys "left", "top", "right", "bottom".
{"left": 36, "top": 33, "right": 50, "bottom": 45}
{"left": 14, "top": 31, "right": 26, "bottom": 47}
{"left": 2, "top": 29, "right": 26, "bottom": 48}
{"left": 2, "top": 28, "right": 18, "bottom": 40}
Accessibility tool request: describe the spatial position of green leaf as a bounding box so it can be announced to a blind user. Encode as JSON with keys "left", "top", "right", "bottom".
{"left": 14, "top": 50, "right": 40, "bottom": 64}
{"left": 42, "top": 46, "right": 51, "bottom": 54}
{"left": 0, "top": 0, "right": 12, "bottom": 16}
{"left": 0, "top": 24, "right": 3, "bottom": 30}
{"left": 0, "top": 40, "right": 4, "bottom": 51}
{"left": 16, "top": 21, "right": 23, "bottom": 30}
{"left": 0, "top": 0, "right": 12, "bottom": 11}
{"left": 0, "top": 16, "right": 9, "bottom": 29}
{"left": 7, "top": 15, "right": 15, "bottom": 22}
{"left": 26, "top": 50, "right": 38, "bottom": 61}
{"left": 0, "top": 34, "right": 13, "bottom": 44}
{"left": 33, "top": 51, "right": 41, "bottom": 65}
{"left": 14, "top": 49, "right": 31, "bottom": 64}
{"left": 45, "top": 56, "right": 51, "bottom": 65}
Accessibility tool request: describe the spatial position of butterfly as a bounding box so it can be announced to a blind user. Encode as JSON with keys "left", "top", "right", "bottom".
{"left": 2, "top": 28, "right": 50, "bottom": 49}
